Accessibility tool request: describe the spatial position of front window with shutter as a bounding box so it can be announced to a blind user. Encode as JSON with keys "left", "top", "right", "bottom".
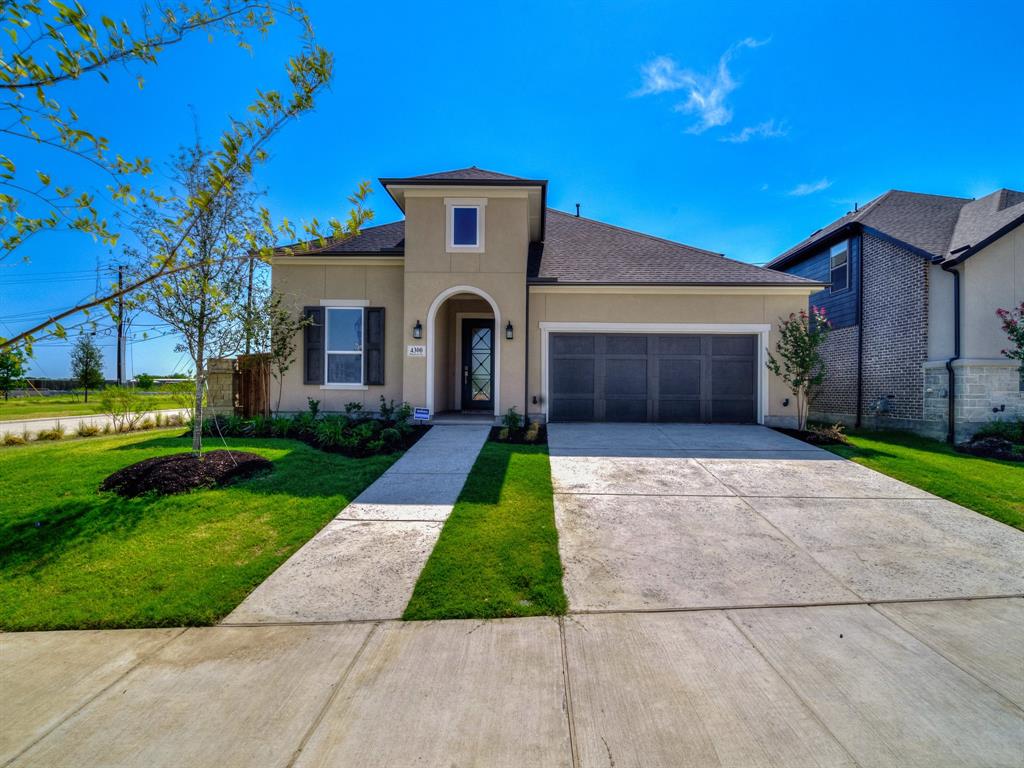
{"left": 326, "top": 308, "right": 363, "bottom": 385}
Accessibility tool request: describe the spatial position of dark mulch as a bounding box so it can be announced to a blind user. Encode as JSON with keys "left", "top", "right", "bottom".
{"left": 488, "top": 425, "right": 548, "bottom": 445}
{"left": 955, "top": 437, "right": 1024, "bottom": 462}
{"left": 100, "top": 451, "right": 273, "bottom": 498}
{"left": 772, "top": 427, "right": 848, "bottom": 446}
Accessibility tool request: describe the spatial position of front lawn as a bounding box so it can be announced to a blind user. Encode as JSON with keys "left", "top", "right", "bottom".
{"left": 0, "top": 393, "right": 183, "bottom": 421}
{"left": 826, "top": 430, "right": 1024, "bottom": 531}
{"left": 403, "top": 442, "right": 567, "bottom": 620}
{"left": 0, "top": 431, "right": 399, "bottom": 630}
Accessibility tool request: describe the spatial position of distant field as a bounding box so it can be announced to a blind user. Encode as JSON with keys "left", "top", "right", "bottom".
{"left": 0, "top": 393, "right": 186, "bottom": 421}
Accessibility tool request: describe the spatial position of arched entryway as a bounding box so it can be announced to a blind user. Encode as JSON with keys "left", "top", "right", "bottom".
{"left": 425, "top": 285, "right": 501, "bottom": 417}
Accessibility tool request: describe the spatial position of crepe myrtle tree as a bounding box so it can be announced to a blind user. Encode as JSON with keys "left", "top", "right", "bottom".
{"left": 0, "top": 346, "right": 27, "bottom": 400}
{"left": 997, "top": 302, "right": 1024, "bottom": 384}
{"left": 71, "top": 334, "right": 105, "bottom": 402}
{"left": 766, "top": 306, "right": 831, "bottom": 432}
{"left": 0, "top": 1, "right": 353, "bottom": 355}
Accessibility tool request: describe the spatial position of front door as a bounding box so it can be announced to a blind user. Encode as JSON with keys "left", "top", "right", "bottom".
{"left": 461, "top": 319, "right": 495, "bottom": 411}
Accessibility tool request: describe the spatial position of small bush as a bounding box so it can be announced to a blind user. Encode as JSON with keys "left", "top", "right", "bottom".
{"left": 138, "top": 417, "right": 156, "bottom": 430}
{"left": 100, "top": 386, "right": 147, "bottom": 432}
{"left": 524, "top": 421, "right": 541, "bottom": 443}
{"left": 3, "top": 431, "right": 27, "bottom": 446}
{"left": 808, "top": 422, "right": 849, "bottom": 444}
{"left": 973, "top": 419, "right": 1024, "bottom": 444}
{"left": 76, "top": 423, "right": 102, "bottom": 437}
{"left": 502, "top": 407, "right": 523, "bottom": 431}
{"left": 135, "top": 373, "right": 156, "bottom": 390}
{"left": 35, "top": 424, "right": 66, "bottom": 441}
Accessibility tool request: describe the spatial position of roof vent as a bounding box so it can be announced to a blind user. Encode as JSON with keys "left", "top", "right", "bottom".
{"left": 575, "top": 203, "right": 580, "bottom": 217}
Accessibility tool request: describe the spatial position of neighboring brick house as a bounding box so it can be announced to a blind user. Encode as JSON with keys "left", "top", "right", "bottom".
{"left": 768, "top": 188, "right": 1024, "bottom": 441}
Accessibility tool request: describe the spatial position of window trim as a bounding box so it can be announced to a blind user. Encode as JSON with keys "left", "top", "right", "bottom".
{"left": 829, "top": 240, "right": 850, "bottom": 294}
{"left": 445, "top": 198, "right": 487, "bottom": 253}
{"left": 324, "top": 306, "right": 365, "bottom": 388}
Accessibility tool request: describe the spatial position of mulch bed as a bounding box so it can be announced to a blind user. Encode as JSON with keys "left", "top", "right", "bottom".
{"left": 488, "top": 425, "right": 548, "bottom": 445}
{"left": 955, "top": 437, "right": 1024, "bottom": 462}
{"left": 772, "top": 427, "right": 848, "bottom": 446}
{"left": 101, "top": 451, "right": 273, "bottom": 498}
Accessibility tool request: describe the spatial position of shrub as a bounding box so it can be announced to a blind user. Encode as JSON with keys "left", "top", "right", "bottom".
{"left": 808, "top": 422, "right": 849, "bottom": 444}
{"left": 344, "top": 401, "right": 366, "bottom": 419}
{"left": 36, "top": 424, "right": 66, "bottom": 441}
{"left": 524, "top": 421, "right": 541, "bottom": 443}
{"left": 502, "top": 407, "right": 523, "bottom": 431}
{"left": 270, "top": 416, "right": 293, "bottom": 438}
{"left": 306, "top": 398, "right": 320, "bottom": 418}
{"left": 99, "top": 386, "right": 147, "bottom": 432}
{"left": 138, "top": 417, "right": 156, "bottom": 430}
{"left": 135, "top": 373, "right": 156, "bottom": 390}
{"left": 973, "top": 419, "right": 1024, "bottom": 444}
{"left": 3, "top": 431, "right": 27, "bottom": 446}
{"left": 76, "top": 423, "right": 102, "bottom": 437}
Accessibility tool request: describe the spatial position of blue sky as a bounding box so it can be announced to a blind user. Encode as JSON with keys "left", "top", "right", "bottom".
{"left": 3, "top": 0, "right": 1022, "bottom": 378}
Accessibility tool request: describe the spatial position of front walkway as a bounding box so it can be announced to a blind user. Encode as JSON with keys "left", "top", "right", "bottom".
{"left": 223, "top": 424, "right": 490, "bottom": 623}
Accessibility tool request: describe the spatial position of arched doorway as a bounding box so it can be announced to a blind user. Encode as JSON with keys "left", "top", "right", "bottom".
{"left": 425, "top": 285, "right": 501, "bottom": 417}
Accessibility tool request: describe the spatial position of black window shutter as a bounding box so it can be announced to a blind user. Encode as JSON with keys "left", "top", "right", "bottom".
{"left": 303, "top": 306, "right": 325, "bottom": 385}
{"left": 364, "top": 307, "right": 385, "bottom": 385}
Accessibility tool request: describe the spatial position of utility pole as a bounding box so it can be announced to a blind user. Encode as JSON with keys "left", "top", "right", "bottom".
{"left": 116, "top": 264, "right": 125, "bottom": 385}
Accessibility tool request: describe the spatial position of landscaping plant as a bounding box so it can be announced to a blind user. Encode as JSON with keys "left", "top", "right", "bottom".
{"left": 766, "top": 307, "right": 831, "bottom": 431}
{"left": 135, "top": 373, "right": 156, "bottom": 390}
{"left": 99, "top": 386, "right": 148, "bottom": 433}
{"left": 997, "top": 301, "right": 1024, "bottom": 384}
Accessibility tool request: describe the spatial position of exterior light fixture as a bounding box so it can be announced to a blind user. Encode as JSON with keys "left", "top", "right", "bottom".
{"left": 412, "top": 320, "right": 422, "bottom": 339}
{"left": 505, "top": 321, "right": 514, "bottom": 340}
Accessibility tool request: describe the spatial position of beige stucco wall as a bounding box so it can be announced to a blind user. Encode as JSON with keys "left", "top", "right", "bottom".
{"left": 959, "top": 226, "right": 1024, "bottom": 360}
{"left": 927, "top": 262, "right": 956, "bottom": 361}
{"left": 271, "top": 261, "right": 404, "bottom": 412}
{"left": 401, "top": 191, "right": 530, "bottom": 417}
{"left": 528, "top": 288, "right": 817, "bottom": 425}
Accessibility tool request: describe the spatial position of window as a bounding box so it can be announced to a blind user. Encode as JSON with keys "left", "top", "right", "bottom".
{"left": 829, "top": 241, "right": 849, "bottom": 293}
{"left": 446, "top": 198, "right": 486, "bottom": 252}
{"left": 452, "top": 207, "right": 478, "bottom": 246}
{"left": 326, "top": 307, "right": 363, "bottom": 384}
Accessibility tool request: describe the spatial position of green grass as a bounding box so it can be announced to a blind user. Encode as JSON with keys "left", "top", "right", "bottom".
{"left": 403, "top": 442, "right": 567, "bottom": 620}
{"left": 0, "top": 430, "right": 399, "bottom": 630}
{"left": 826, "top": 429, "right": 1024, "bottom": 531}
{"left": 0, "top": 393, "right": 184, "bottom": 421}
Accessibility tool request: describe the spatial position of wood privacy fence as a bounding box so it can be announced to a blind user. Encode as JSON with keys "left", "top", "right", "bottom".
{"left": 207, "top": 355, "right": 270, "bottom": 418}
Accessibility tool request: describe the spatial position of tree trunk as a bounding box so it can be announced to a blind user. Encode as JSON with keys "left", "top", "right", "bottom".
{"left": 84, "top": 387, "right": 88, "bottom": 403}
{"left": 192, "top": 341, "right": 205, "bottom": 457}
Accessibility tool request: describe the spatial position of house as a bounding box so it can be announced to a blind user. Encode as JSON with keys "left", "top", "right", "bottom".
{"left": 270, "top": 167, "right": 822, "bottom": 425}
{"left": 768, "top": 188, "right": 1024, "bottom": 440}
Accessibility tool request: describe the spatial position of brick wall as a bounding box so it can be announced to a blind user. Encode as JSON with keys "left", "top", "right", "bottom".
{"left": 810, "top": 325, "right": 859, "bottom": 420}
{"left": 859, "top": 233, "right": 929, "bottom": 424}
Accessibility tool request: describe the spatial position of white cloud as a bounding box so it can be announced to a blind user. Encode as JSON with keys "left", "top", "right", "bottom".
{"left": 721, "top": 118, "right": 788, "bottom": 143}
{"left": 633, "top": 37, "right": 769, "bottom": 134}
{"left": 788, "top": 178, "right": 833, "bottom": 196}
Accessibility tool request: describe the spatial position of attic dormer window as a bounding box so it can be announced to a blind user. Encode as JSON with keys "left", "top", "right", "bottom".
{"left": 446, "top": 198, "right": 486, "bottom": 252}
{"left": 829, "top": 240, "right": 849, "bottom": 294}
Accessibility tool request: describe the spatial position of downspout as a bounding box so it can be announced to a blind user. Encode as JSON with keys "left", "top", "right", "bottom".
{"left": 524, "top": 282, "right": 531, "bottom": 423}
{"left": 942, "top": 264, "right": 961, "bottom": 443}
{"left": 855, "top": 232, "right": 865, "bottom": 427}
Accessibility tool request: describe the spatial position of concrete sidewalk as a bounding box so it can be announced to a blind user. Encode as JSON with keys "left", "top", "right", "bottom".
{"left": 0, "top": 409, "right": 189, "bottom": 438}
{"left": 223, "top": 424, "right": 490, "bottom": 624}
{"left": 3, "top": 599, "right": 1022, "bottom": 767}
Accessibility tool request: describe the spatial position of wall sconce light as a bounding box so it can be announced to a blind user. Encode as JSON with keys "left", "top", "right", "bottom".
{"left": 412, "top": 320, "right": 422, "bottom": 339}
{"left": 505, "top": 321, "right": 514, "bottom": 340}
{"left": 782, "top": 398, "right": 790, "bottom": 407}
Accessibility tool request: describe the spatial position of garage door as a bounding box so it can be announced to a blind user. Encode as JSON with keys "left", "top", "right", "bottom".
{"left": 548, "top": 333, "right": 758, "bottom": 423}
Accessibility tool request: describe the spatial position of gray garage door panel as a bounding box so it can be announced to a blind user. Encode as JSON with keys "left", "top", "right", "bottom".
{"left": 549, "top": 333, "right": 758, "bottom": 423}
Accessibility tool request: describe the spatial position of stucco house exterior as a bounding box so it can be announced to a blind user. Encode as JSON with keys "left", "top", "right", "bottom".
{"left": 768, "top": 188, "right": 1024, "bottom": 441}
{"left": 271, "top": 167, "right": 822, "bottom": 425}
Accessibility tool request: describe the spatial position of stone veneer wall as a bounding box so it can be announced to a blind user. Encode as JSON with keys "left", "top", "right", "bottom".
{"left": 925, "top": 360, "right": 1024, "bottom": 440}
{"left": 205, "top": 357, "right": 236, "bottom": 416}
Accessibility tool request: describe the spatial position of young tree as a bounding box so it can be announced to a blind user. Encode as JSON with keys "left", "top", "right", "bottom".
{"left": 0, "top": 1, "right": 340, "bottom": 353}
{"left": 0, "top": 347, "right": 27, "bottom": 400}
{"left": 766, "top": 307, "right": 831, "bottom": 431}
{"left": 242, "top": 283, "right": 312, "bottom": 412}
{"left": 131, "top": 143, "right": 253, "bottom": 456}
{"left": 71, "top": 335, "right": 105, "bottom": 402}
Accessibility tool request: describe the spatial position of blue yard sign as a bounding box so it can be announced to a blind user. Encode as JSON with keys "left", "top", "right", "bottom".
{"left": 413, "top": 407, "right": 430, "bottom": 421}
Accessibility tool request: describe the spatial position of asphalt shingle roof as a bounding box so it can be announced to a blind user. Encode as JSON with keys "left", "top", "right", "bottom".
{"left": 529, "top": 209, "right": 816, "bottom": 285}
{"left": 769, "top": 187, "right": 1024, "bottom": 267}
{"left": 402, "top": 167, "right": 528, "bottom": 181}
{"left": 277, "top": 209, "right": 818, "bottom": 286}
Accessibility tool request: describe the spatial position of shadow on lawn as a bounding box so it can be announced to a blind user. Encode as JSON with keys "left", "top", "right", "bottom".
{"left": 456, "top": 443, "right": 538, "bottom": 506}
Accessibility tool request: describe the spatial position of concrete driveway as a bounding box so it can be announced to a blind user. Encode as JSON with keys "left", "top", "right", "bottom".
{"left": 549, "top": 423, "right": 1024, "bottom": 612}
